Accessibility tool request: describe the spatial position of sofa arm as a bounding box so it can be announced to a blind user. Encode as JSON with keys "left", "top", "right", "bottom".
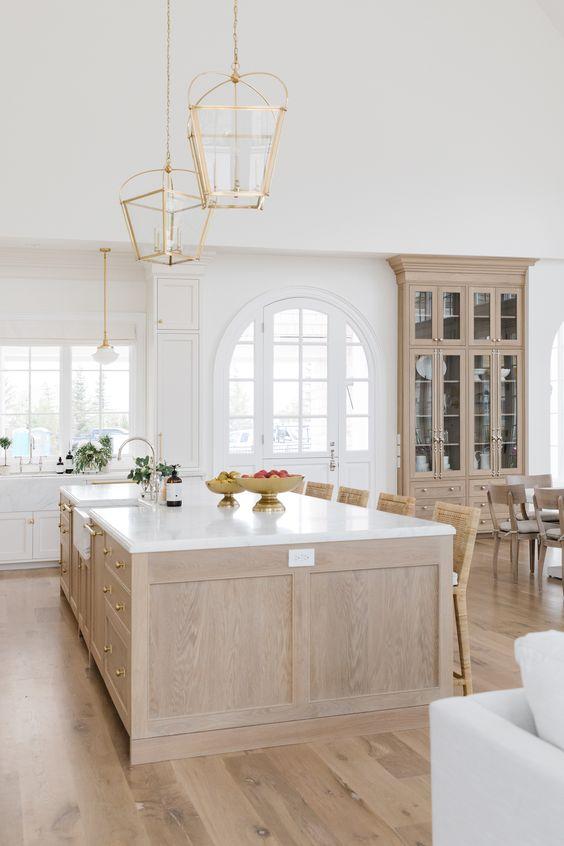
{"left": 431, "top": 691, "right": 564, "bottom": 846}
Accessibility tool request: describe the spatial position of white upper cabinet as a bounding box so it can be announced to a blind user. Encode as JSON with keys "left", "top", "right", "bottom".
{"left": 157, "top": 333, "right": 199, "bottom": 469}
{"left": 157, "top": 278, "right": 199, "bottom": 331}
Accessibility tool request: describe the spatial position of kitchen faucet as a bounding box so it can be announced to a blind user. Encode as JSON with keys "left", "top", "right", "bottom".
{"left": 117, "top": 436, "right": 158, "bottom": 501}
{"left": 28, "top": 432, "right": 35, "bottom": 465}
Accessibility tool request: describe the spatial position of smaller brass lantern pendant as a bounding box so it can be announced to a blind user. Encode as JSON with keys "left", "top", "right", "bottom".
{"left": 188, "top": 0, "right": 288, "bottom": 210}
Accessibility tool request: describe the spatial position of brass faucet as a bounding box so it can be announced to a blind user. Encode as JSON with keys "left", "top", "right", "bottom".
{"left": 117, "top": 436, "right": 158, "bottom": 501}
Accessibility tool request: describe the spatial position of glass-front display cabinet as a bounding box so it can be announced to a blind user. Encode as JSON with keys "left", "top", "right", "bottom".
{"left": 469, "top": 287, "right": 522, "bottom": 346}
{"left": 409, "top": 286, "right": 465, "bottom": 346}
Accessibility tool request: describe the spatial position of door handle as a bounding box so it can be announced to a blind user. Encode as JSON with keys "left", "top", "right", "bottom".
{"left": 329, "top": 442, "right": 338, "bottom": 472}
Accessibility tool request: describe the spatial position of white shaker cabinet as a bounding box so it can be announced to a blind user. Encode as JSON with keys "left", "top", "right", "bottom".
{"left": 0, "top": 513, "right": 34, "bottom": 562}
{"left": 157, "top": 333, "right": 199, "bottom": 469}
{"left": 32, "top": 510, "right": 61, "bottom": 560}
{"left": 156, "top": 278, "right": 199, "bottom": 331}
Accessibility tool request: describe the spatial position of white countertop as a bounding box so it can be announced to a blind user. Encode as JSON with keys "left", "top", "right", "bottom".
{"left": 61, "top": 483, "right": 141, "bottom": 507}
{"left": 90, "top": 488, "right": 455, "bottom": 554}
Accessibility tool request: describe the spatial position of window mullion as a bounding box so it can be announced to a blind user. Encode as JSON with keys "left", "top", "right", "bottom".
{"left": 60, "top": 346, "right": 72, "bottom": 456}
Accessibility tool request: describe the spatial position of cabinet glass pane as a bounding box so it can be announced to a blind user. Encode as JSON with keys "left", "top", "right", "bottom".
{"left": 442, "top": 292, "right": 461, "bottom": 341}
{"left": 473, "top": 293, "right": 491, "bottom": 340}
{"left": 415, "top": 354, "right": 433, "bottom": 473}
{"left": 442, "top": 355, "right": 461, "bottom": 472}
{"left": 414, "top": 291, "right": 433, "bottom": 340}
{"left": 499, "top": 354, "right": 518, "bottom": 470}
{"left": 473, "top": 355, "right": 492, "bottom": 472}
{"left": 500, "top": 293, "right": 518, "bottom": 341}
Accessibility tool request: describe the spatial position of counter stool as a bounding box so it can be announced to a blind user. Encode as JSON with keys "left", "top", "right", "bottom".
{"left": 305, "top": 481, "right": 334, "bottom": 501}
{"left": 377, "top": 492, "right": 416, "bottom": 517}
{"left": 337, "top": 486, "right": 369, "bottom": 507}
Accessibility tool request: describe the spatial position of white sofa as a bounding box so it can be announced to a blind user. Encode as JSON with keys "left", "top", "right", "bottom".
{"left": 430, "top": 688, "right": 564, "bottom": 846}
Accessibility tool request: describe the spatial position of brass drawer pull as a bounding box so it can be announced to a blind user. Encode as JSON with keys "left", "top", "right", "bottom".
{"left": 115, "top": 560, "right": 126, "bottom": 570}
{"left": 61, "top": 567, "right": 68, "bottom": 574}
{"left": 104, "top": 644, "right": 112, "bottom": 654}
{"left": 115, "top": 667, "right": 126, "bottom": 678}
{"left": 103, "top": 547, "right": 111, "bottom": 556}
{"left": 60, "top": 503, "right": 72, "bottom": 512}
{"left": 85, "top": 524, "right": 103, "bottom": 537}
{"left": 61, "top": 528, "right": 68, "bottom": 535}
{"left": 115, "top": 602, "right": 125, "bottom": 612}
{"left": 103, "top": 585, "right": 112, "bottom": 594}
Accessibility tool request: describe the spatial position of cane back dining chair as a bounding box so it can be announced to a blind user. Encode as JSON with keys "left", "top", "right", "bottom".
{"left": 533, "top": 487, "right": 564, "bottom": 593}
{"left": 304, "top": 481, "right": 334, "bottom": 501}
{"left": 432, "top": 501, "right": 480, "bottom": 696}
{"left": 337, "top": 486, "right": 369, "bottom": 508}
{"left": 376, "top": 492, "right": 416, "bottom": 517}
{"left": 487, "top": 483, "right": 543, "bottom": 582}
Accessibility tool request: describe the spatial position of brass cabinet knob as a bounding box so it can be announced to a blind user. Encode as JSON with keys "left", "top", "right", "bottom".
{"left": 103, "top": 585, "right": 111, "bottom": 594}
{"left": 480, "top": 519, "right": 486, "bottom": 524}
{"left": 421, "top": 487, "right": 428, "bottom": 493}
{"left": 421, "top": 505, "right": 429, "bottom": 510}
{"left": 115, "top": 667, "right": 126, "bottom": 678}
{"left": 61, "top": 567, "right": 68, "bottom": 574}
{"left": 61, "top": 528, "right": 68, "bottom": 534}
{"left": 103, "top": 644, "right": 112, "bottom": 654}
{"left": 449, "top": 487, "right": 455, "bottom": 492}
{"left": 480, "top": 502, "right": 486, "bottom": 507}
{"left": 481, "top": 485, "right": 486, "bottom": 490}
{"left": 158, "top": 319, "right": 164, "bottom": 324}
{"left": 115, "top": 560, "right": 126, "bottom": 570}
{"left": 103, "top": 547, "right": 111, "bottom": 556}
{"left": 115, "top": 602, "right": 125, "bottom": 612}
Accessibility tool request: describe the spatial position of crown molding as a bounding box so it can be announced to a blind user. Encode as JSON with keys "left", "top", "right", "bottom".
{"left": 0, "top": 247, "right": 145, "bottom": 282}
{"left": 388, "top": 254, "right": 538, "bottom": 278}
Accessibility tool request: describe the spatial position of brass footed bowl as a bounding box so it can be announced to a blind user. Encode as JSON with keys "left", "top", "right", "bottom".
{"left": 205, "top": 478, "right": 244, "bottom": 509}
{"left": 237, "top": 475, "right": 304, "bottom": 513}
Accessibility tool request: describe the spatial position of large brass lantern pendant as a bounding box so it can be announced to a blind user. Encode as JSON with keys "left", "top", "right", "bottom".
{"left": 120, "top": 165, "right": 212, "bottom": 265}
{"left": 188, "top": 1, "right": 287, "bottom": 210}
{"left": 119, "top": 0, "right": 213, "bottom": 265}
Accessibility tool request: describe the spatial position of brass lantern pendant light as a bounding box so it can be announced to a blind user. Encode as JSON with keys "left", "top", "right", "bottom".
{"left": 188, "top": 0, "right": 288, "bottom": 210}
{"left": 120, "top": 0, "right": 213, "bottom": 265}
{"left": 92, "top": 248, "right": 119, "bottom": 365}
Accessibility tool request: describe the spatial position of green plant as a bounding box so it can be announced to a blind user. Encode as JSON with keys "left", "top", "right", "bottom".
{"left": 127, "top": 455, "right": 152, "bottom": 485}
{"left": 74, "top": 435, "right": 113, "bottom": 473}
{"left": 0, "top": 436, "right": 11, "bottom": 466}
{"left": 156, "top": 461, "right": 174, "bottom": 477}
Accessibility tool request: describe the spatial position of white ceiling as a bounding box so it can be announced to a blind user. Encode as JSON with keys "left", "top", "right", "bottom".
{"left": 536, "top": 0, "right": 564, "bottom": 36}
{"left": 3, "top": 0, "right": 564, "bottom": 258}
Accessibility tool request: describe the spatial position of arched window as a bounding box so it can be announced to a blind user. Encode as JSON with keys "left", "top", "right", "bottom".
{"left": 219, "top": 295, "right": 375, "bottom": 494}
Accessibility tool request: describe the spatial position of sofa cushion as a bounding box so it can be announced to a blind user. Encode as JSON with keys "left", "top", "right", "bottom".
{"left": 515, "top": 630, "right": 564, "bottom": 751}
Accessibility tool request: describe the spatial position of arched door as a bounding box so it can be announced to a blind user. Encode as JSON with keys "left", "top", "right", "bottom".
{"left": 223, "top": 296, "right": 374, "bottom": 496}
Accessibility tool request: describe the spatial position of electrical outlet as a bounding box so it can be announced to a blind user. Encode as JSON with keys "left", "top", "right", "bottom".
{"left": 288, "top": 548, "right": 315, "bottom": 567}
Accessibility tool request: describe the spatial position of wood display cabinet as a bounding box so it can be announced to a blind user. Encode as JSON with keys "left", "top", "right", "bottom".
{"left": 390, "top": 255, "right": 535, "bottom": 533}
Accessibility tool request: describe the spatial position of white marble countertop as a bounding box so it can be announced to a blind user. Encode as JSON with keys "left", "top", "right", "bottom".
{"left": 90, "top": 488, "right": 455, "bottom": 554}
{"left": 61, "top": 483, "right": 141, "bottom": 507}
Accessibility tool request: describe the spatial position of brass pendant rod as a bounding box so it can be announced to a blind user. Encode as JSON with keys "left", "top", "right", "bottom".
{"left": 165, "top": 0, "right": 171, "bottom": 169}
{"left": 231, "top": 0, "right": 239, "bottom": 78}
{"left": 100, "top": 247, "right": 111, "bottom": 345}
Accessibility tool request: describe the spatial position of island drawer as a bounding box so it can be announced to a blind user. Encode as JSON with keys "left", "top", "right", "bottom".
{"left": 415, "top": 497, "right": 464, "bottom": 520}
{"left": 103, "top": 611, "right": 130, "bottom": 730}
{"left": 412, "top": 482, "right": 465, "bottom": 499}
{"left": 103, "top": 567, "right": 131, "bottom": 632}
{"left": 105, "top": 540, "right": 132, "bottom": 591}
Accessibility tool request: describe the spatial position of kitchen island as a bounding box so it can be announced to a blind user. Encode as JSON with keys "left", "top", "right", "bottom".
{"left": 64, "top": 487, "right": 454, "bottom": 764}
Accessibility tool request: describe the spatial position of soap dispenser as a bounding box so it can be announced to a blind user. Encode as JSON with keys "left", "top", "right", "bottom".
{"left": 56, "top": 457, "right": 65, "bottom": 475}
{"left": 166, "top": 465, "right": 183, "bottom": 507}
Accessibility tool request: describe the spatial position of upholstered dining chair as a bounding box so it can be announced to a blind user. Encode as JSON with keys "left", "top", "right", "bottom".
{"left": 487, "top": 483, "right": 544, "bottom": 582}
{"left": 376, "top": 492, "right": 416, "bottom": 517}
{"left": 304, "top": 481, "right": 334, "bottom": 501}
{"left": 506, "top": 473, "right": 557, "bottom": 524}
{"left": 432, "top": 501, "right": 480, "bottom": 696}
{"left": 337, "top": 486, "right": 369, "bottom": 508}
{"left": 533, "top": 487, "right": 564, "bottom": 593}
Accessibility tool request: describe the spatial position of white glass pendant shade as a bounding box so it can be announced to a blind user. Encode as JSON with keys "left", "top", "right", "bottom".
{"left": 92, "top": 343, "right": 119, "bottom": 365}
{"left": 120, "top": 166, "right": 213, "bottom": 265}
{"left": 188, "top": 72, "right": 287, "bottom": 210}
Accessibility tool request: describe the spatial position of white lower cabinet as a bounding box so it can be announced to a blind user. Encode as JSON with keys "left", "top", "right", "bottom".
{"left": 32, "top": 510, "right": 60, "bottom": 560}
{"left": 0, "top": 509, "right": 60, "bottom": 564}
{"left": 157, "top": 333, "right": 199, "bottom": 468}
{"left": 0, "top": 512, "right": 34, "bottom": 562}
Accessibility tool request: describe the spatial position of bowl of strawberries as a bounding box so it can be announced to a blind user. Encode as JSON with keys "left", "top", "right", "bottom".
{"left": 237, "top": 469, "right": 304, "bottom": 513}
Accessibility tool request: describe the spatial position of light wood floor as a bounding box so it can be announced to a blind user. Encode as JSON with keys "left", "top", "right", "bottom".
{"left": 1, "top": 539, "right": 563, "bottom": 846}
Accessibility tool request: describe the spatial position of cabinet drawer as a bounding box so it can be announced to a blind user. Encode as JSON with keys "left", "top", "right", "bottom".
{"left": 104, "top": 612, "right": 130, "bottom": 730}
{"left": 415, "top": 497, "right": 465, "bottom": 520}
{"left": 469, "top": 480, "right": 505, "bottom": 497}
{"left": 104, "top": 539, "right": 132, "bottom": 591}
{"left": 413, "top": 482, "right": 465, "bottom": 499}
{"left": 469, "top": 497, "right": 499, "bottom": 532}
{"left": 102, "top": 566, "right": 131, "bottom": 632}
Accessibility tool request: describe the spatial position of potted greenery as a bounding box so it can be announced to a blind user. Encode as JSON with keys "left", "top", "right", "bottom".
{"left": 74, "top": 435, "right": 113, "bottom": 474}
{"left": 128, "top": 457, "right": 174, "bottom": 500}
{"left": 0, "top": 436, "right": 12, "bottom": 475}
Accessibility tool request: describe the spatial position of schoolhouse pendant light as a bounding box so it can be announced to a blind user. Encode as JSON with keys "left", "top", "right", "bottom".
{"left": 120, "top": 0, "right": 213, "bottom": 265}
{"left": 188, "top": 0, "right": 288, "bottom": 210}
{"left": 92, "top": 248, "right": 119, "bottom": 365}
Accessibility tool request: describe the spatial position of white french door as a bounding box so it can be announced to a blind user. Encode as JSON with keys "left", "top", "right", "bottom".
{"left": 224, "top": 296, "right": 374, "bottom": 496}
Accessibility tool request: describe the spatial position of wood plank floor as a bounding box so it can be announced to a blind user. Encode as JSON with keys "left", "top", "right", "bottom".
{"left": 1, "top": 539, "right": 563, "bottom": 846}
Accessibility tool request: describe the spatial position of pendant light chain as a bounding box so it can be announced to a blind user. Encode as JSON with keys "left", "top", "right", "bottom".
{"left": 232, "top": 0, "right": 239, "bottom": 77}
{"left": 165, "top": 0, "right": 172, "bottom": 169}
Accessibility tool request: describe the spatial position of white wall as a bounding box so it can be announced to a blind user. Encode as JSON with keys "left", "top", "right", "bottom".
{"left": 4, "top": 1, "right": 564, "bottom": 259}
{"left": 528, "top": 260, "right": 564, "bottom": 474}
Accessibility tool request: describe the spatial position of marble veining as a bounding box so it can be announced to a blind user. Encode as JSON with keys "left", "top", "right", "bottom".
{"left": 90, "top": 488, "right": 455, "bottom": 554}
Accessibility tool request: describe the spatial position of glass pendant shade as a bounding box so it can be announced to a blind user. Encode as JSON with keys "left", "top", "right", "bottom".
{"left": 188, "top": 72, "right": 287, "bottom": 210}
{"left": 120, "top": 166, "right": 213, "bottom": 265}
{"left": 92, "top": 343, "right": 119, "bottom": 365}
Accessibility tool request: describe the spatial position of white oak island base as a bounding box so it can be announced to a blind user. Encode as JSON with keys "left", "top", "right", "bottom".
{"left": 61, "top": 489, "right": 453, "bottom": 764}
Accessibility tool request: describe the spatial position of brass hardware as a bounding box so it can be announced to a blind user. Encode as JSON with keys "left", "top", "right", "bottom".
{"left": 103, "top": 585, "right": 111, "bottom": 594}
{"left": 115, "top": 602, "right": 125, "bottom": 612}
{"left": 92, "top": 249, "right": 118, "bottom": 363}
{"left": 480, "top": 519, "right": 486, "bottom": 524}
{"left": 158, "top": 319, "right": 164, "bottom": 324}
{"left": 103, "top": 644, "right": 112, "bottom": 654}
{"left": 481, "top": 485, "right": 486, "bottom": 490}
{"left": 103, "top": 547, "right": 111, "bottom": 556}
{"left": 27, "top": 518, "right": 34, "bottom": 525}
{"left": 115, "top": 667, "right": 126, "bottom": 678}
{"left": 78, "top": 562, "right": 82, "bottom": 570}
{"left": 421, "top": 505, "right": 429, "bottom": 510}
{"left": 480, "top": 502, "right": 486, "bottom": 507}
{"left": 61, "top": 503, "right": 72, "bottom": 513}
{"left": 421, "top": 487, "right": 428, "bottom": 492}
{"left": 61, "top": 567, "right": 68, "bottom": 574}
{"left": 58, "top": 523, "right": 62, "bottom": 529}
{"left": 61, "top": 528, "right": 68, "bottom": 534}
{"left": 85, "top": 524, "right": 103, "bottom": 537}
{"left": 115, "top": 560, "right": 126, "bottom": 570}
{"left": 449, "top": 487, "right": 455, "bottom": 492}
